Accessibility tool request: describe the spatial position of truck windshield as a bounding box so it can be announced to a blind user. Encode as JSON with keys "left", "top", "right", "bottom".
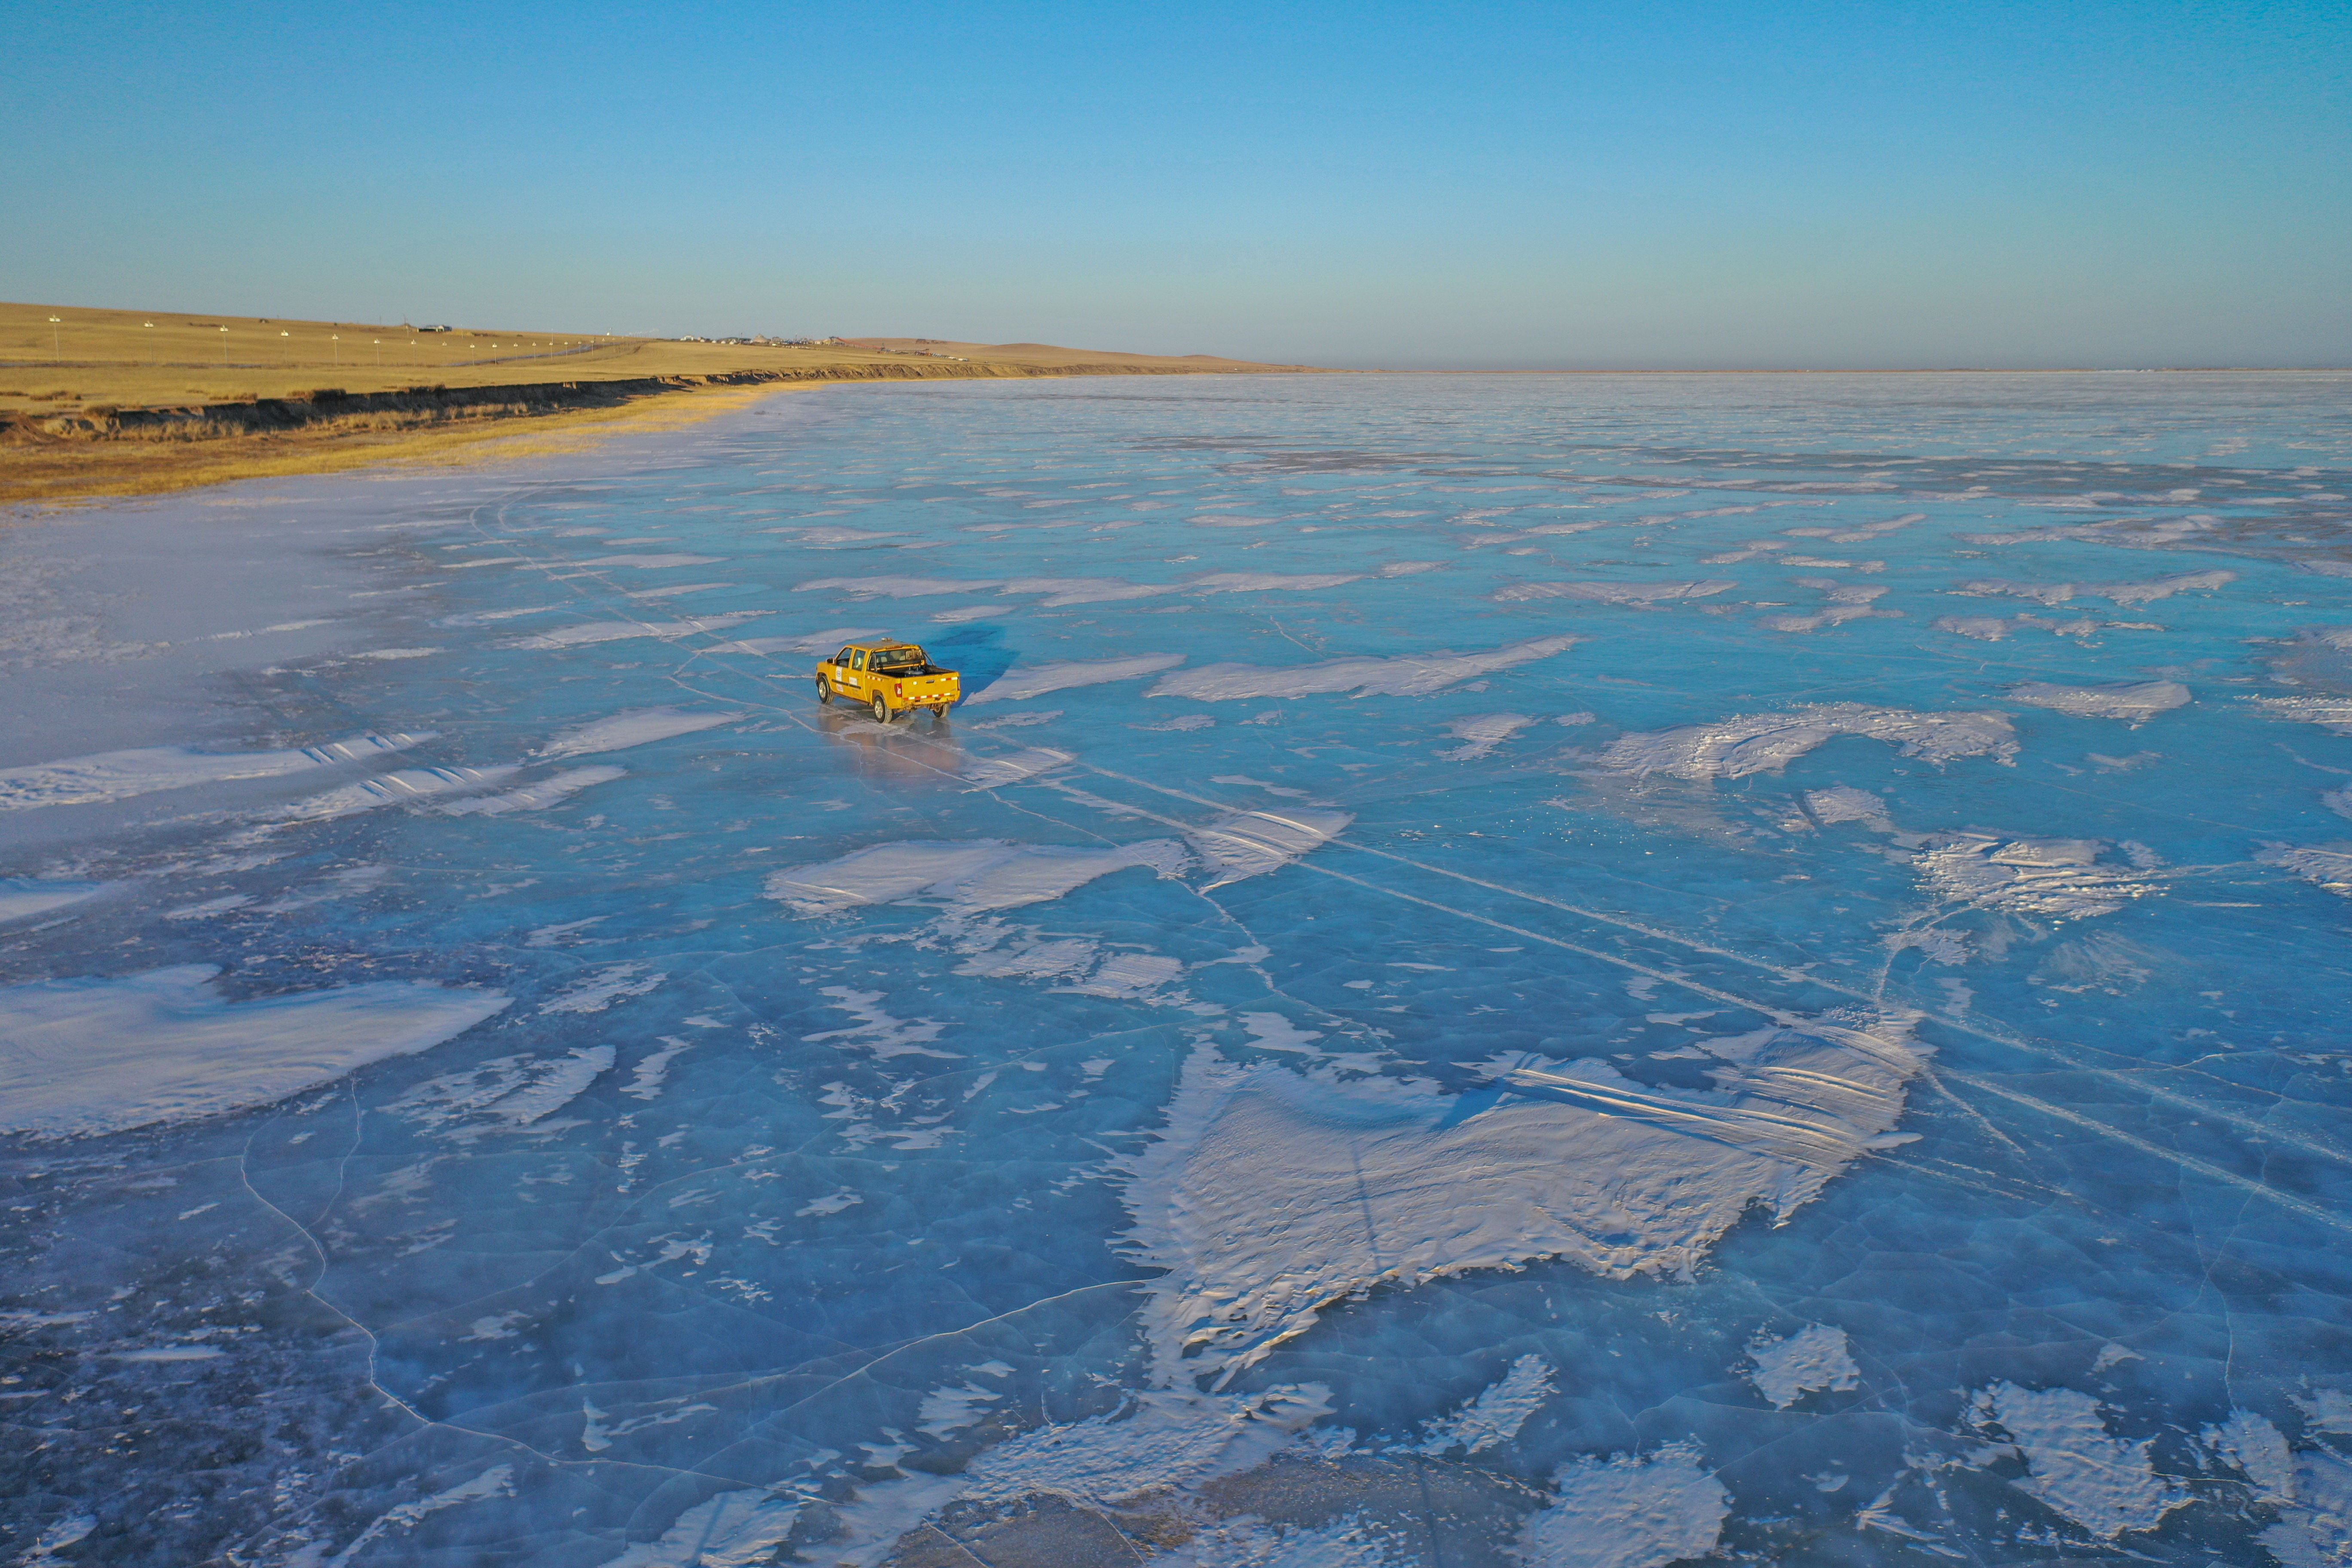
{"left": 871, "top": 648, "right": 924, "bottom": 671}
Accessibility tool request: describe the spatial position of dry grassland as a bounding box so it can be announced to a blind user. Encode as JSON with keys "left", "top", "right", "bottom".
{"left": 1, "top": 301, "right": 1325, "bottom": 509}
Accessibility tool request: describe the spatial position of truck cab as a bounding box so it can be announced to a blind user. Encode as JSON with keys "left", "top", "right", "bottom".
{"left": 816, "top": 639, "right": 962, "bottom": 723}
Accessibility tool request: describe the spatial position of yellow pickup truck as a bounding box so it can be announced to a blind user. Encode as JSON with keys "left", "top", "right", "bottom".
{"left": 815, "top": 638, "right": 962, "bottom": 722}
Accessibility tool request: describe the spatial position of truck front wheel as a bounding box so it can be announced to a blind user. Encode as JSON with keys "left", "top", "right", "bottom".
{"left": 870, "top": 694, "right": 891, "bottom": 724}
{"left": 816, "top": 678, "right": 833, "bottom": 705}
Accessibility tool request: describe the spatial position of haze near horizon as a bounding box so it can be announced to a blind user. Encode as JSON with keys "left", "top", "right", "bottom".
{"left": 7, "top": 0, "right": 2346, "bottom": 370}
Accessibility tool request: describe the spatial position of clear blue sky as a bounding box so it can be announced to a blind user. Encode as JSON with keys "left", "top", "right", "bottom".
{"left": 7, "top": 0, "right": 2346, "bottom": 368}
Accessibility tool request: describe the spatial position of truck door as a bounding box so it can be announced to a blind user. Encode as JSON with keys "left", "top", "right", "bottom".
{"left": 844, "top": 650, "right": 867, "bottom": 689}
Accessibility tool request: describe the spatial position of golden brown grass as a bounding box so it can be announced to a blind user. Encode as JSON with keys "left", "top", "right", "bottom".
{"left": 0, "top": 383, "right": 808, "bottom": 509}
{"left": 0, "top": 302, "right": 1313, "bottom": 415}
{"left": 1, "top": 300, "right": 1331, "bottom": 511}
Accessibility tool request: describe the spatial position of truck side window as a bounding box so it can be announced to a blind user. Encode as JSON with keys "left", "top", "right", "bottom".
{"left": 851, "top": 650, "right": 868, "bottom": 671}
{"left": 833, "top": 648, "right": 853, "bottom": 667}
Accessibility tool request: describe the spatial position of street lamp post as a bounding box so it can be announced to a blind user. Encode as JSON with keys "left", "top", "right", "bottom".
{"left": 47, "top": 316, "right": 61, "bottom": 356}
{"left": 144, "top": 322, "right": 155, "bottom": 365}
{"left": 220, "top": 326, "right": 230, "bottom": 365}
{"left": 331, "top": 335, "right": 340, "bottom": 368}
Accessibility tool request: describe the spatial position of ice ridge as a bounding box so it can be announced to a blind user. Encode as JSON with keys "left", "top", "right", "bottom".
{"left": 1188, "top": 809, "right": 1354, "bottom": 887}
{"left": 538, "top": 707, "right": 742, "bottom": 758}
{"left": 284, "top": 765, "right": 521, "bottom": 820}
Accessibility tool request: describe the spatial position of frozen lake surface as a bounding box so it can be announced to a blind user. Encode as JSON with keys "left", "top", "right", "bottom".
{"left": 6, "top": 371, "right": 2352, "bottom": 1565}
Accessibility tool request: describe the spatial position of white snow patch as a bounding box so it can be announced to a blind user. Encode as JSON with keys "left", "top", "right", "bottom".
{"left": 1069, "top": 951, "right": 1187, "bottom": 999}
{"left": 2263, "top": 1448, "right": 2352, "bottom": 1568}
{"left": 1599, "top": 704, "right": 2018, "bottom": 780}
{"left": 1188, "top": 808, "right": 1354, "bottom": 887}
{"left": 1441, "top": 714, "right": 1537, "bottom": 760}
{"left": 1746, "top": 1323, "right": 1861, "bottom": 1409}
{"left": 993, "top": 576, "right": 1181, "bottom": 606}
{"left": 1973, "top": 1381, "right": 2187, "bottom": 1539}
{"left": 2299, "top": 1389, "right": 2352, "bottom": 1434}
{"left": 539, "top": 708, "right": 741, "bottom": 759}
{"left": 0, "top": 731, "right": 432, "bottom": 813}
{"left": 539, "top": 963, "right": 665, "bottom": 1014}
{"left": 804, "top": 987, "right": 959, "bottom": 1060}
{"left": 701, "top": 626, "right": 888, "bottom": 656}
{"left": 764, "top": 839, "right": 1189, "bottom": 916}
{"left": 525, "top": 916, "right": 609, "bottom": 948}
{"left": 1934, "top": 614, "right": 2018, "bottom": 642}
{"left": 622, "top": 1037, "right": 690, "bottom": 1101}
{"left": 792, "top": 575, "right": 998, "bottom": 598}
{"left": 0, "top": 880, "right": 109, "bottom": 924}
{"left": 1120, "top": 1010, "right": 1925, "bottom": 1384}
{"left": 1494, "top": 578, "right": 1737, "bottom": 605}
{"left": 2259, "top": 844, "right": 2352, "bottom": 897}
{"left": 965, "top": 652, "right": 1187, "bottom": 704}
{"left": 505, "top": 613, "right": 766, "bottom": 649}
{"left": 916, "top": 1382, "right": 1003, "bottom": 1438}
{"left": 1952, "top": 570, "right": 2235, "bottom": 607}
{"left": 809, "top": 1471, "right": 973, "bottom": 1568}
{"left": 763, "top": 524, "right": 904, "bottom": 544}
{"left": 2204, "top": 1409, "right": 2295, "bottom": 1504}
{"left": 1165, "top": 1514, "right": 1412, "bottom": 1567}
{"left": 488, "top": 1047, "right": 614, "bottom": 1124}
{"left": 441, "top": 766, "right": 626, "bottom": 816}
{"left": 2005, "top": 681, "right": 2190, "bottom": 723}
{"left": 1513, "top": 1444, "right": 1730, "bottom": 1568}
{"left": 1414, "top": 1355, "right": 1556, "bottom": 1454}
{"left": 1150, "top": 637, "right": 1576, "bottom": 701}
{"left": 322, "top": 1466, "right": 516, "bottom": 1568}
{"left": 0, "top": 965, "right": 510, "bottom": 1138}
{"left": 962, "top": 1385, "right": 1336, "bottom": 1507}
{"left": 1188, "top": 572, "right": 1364, "bottom": 594}
{"left": 1804, "top": 787, "right": 1889, "bottom": 827}
{"left": 1912, "top": 834, "right": 2162, "bottom": 919}
{"left": 796, "top": 1188, "right": 864, "bottom": 1217}
{"left": 591, "top": 1487, "right": 802, "bottom": 1568}
{"left": 2249, "top": 695, "right": 2352, "bottom": 736}
{"left": 1237, "top": 1014, "right": 1325, "bottom": 1057}
{"left": 1754, "top": 604, "right": 1880, "bottom": 634}
{"left": 19, "top": 1513, "right": 95, "bottom": 1563}
{"left": 567, "top": 554, "right": 723, "bottom": 569}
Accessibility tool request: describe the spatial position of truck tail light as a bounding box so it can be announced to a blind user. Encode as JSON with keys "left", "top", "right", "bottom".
{"left": 894, "top": 684, "right": 904, "bottom": 697}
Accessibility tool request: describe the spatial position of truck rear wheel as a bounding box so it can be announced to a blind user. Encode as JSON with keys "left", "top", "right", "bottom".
{"left": 871, "top": 694, "right": 891, "bottom": 724}
{"left": 816, "top": 678, "right": 833, "bottom": 705}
